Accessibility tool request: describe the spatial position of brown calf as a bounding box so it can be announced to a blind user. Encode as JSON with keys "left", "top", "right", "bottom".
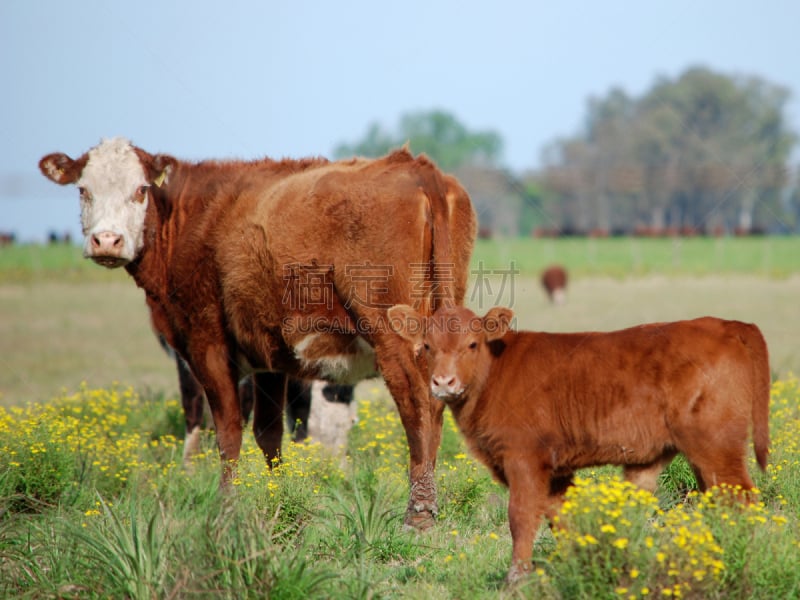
{"left": 388, "top": 304, "right": 770, "bottom": 581}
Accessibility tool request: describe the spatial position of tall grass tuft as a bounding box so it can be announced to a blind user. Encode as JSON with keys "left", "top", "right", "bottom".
{"left": 68, "top": 496, "right": 172, "bottom": 598}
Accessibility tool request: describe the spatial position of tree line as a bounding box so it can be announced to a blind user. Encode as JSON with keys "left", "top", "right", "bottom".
{"left": 334, "top": 67, "right": 799, "bottom": 236}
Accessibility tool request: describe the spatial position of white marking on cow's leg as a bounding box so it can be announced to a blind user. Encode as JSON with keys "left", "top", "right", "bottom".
{"left": 183, "top": 425, "right": 202, "bottom": 468}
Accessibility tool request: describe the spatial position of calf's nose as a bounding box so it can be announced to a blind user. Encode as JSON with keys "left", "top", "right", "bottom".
{"left": 432, "top": 375, "right": 456, "bottom": 388}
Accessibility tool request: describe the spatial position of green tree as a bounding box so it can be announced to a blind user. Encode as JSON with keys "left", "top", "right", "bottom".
{"left": 333, "top": 109, "right": 503, "bottom": 171}
{"left": 541, "top": 67, "right": 798, "bottom": 234}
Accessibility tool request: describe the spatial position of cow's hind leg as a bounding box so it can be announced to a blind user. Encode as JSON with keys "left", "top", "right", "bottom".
{"left": 238, "top": 375, "right": 255, "bottom": 425}
{"left": 251, "top": 372, "right": 288, "bottom": 466}
{"left": 286, "top": 378, "right": 312, "bottom": 443}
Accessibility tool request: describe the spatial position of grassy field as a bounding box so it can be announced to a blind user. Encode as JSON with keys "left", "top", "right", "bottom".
{"left": 2, "top": 238, "right": 799, "bottom": 405}
{"left": 472, "top": 235, "right": 800, "bottom": 277}
{"left": 2, "top": 235, "right": 800, "bottom": 283}
{"left": 1, "top": 375, "right": 798, "bottom": 598}
{"left": 1, "top": 239, "right": 799, "bottom": 597}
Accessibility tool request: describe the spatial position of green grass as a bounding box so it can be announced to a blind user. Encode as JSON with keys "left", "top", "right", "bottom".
{"left": 472, "top": 235, "right": 800, "bottom": 278}
{"left": 2, "top": 236, "right": 800, "bottom": 284}
{"left": 0, "top": 243, "right": 126, "bottom": 284}
{"left": 0, "top": 380, "right": 798, "bottom": 598}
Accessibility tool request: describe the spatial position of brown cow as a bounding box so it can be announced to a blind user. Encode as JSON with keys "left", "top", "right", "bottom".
{"left": 540, "top": 264, "right": 567, "bottom": 304}
{"left": 388, "top": 304, "right": 770, "bottom": 581}
{"left": 39, "top": 137, "right": 476, "bottom": 528}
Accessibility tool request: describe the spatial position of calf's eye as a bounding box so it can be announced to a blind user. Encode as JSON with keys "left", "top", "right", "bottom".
{"left": 469, "top": 341, "right": 478, "bottom": 350}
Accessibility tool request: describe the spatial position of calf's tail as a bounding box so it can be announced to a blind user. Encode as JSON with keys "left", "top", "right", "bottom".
{"left": 743, "top": 324, "right": 770, "bottom": 470}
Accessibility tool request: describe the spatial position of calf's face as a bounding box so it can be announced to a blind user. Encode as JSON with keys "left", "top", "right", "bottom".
{"left": 39, "top": 137, "right": 175, "bottom": 268}
{"left": 388, "top": 305, "right": 514, "bottom": 402}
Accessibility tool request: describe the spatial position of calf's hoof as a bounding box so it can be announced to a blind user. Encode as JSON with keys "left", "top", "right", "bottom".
{"left": 506, "top": 562, "right": 532, "bottom": 585}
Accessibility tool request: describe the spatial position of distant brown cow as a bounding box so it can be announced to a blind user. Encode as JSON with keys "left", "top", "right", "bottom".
{"left": 39, "top": 137, "right": 476, "bottom": 528}
{"left": 388, "top": 304, "right": 770, "bottom": 581}
{"left": 540, "top": 264, "right": 567, "bottom": 304}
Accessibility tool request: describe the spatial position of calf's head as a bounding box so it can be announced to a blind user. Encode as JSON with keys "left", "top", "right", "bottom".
{"left": 388, "top": 305, "right": 514, "bottom": 403}
{"left": 39, "top": 137, "right": 176, "bottom": 268}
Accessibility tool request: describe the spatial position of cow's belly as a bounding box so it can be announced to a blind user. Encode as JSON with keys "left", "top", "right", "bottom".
{"left": 293, "top": 333, "right": 377, "bottom": 384}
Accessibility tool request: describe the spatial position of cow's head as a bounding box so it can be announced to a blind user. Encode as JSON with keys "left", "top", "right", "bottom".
{"left": 39, "top": 137, "right": 177, "bottom": 268}
{"left": 388, "top": 304, "right": 514, "bottom": 403}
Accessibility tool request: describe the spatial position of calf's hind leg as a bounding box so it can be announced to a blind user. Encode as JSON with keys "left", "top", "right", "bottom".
{"left": 687, "top": 452, "right": 755, "bottom": 495}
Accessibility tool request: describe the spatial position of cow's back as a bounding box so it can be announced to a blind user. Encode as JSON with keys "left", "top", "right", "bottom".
{"left": 214, "top": 150, "right": 475, "bottom": 379}
{"left": 221, "top": 153, "right": 471, "bottom": 307}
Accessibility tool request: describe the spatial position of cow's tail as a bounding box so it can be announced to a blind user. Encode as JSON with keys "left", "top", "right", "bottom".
{"left": 742, "top": 323, "right": 770, "bottom": 471}
{"left": 416, "top": 157, "right": 476, "bottom": 314}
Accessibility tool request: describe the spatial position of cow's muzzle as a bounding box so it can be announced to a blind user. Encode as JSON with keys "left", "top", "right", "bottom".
{"left": 86, "top": 231, "right": 130, "bottom": 268}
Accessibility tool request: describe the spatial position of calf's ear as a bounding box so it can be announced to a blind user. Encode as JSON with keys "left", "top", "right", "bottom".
{"left": 483, "top": 306, "right": 514, "bottom": 342}
{"left": 387, "top": 304, "right": 425, "bottom": 353}
{"left": 39, "top": 153, "right": 84, "bottom": 184}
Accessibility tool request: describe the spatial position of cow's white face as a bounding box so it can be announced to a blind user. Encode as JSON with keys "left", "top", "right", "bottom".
{"left": 73, "top": 138, "right": 151, "bottom": 267}
{"left": 39, "top": 137, "right": 160, "bottom": 268}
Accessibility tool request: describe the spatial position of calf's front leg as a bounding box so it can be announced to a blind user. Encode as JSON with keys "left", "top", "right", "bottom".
{"left": 505, "top": 459, "right": 551, "bottom": 583}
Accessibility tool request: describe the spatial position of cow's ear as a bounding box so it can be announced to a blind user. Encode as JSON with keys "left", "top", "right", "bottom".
{"left": 39, "top": 152, "right": 84, "bottom": 184}
{"left": 483, "top": 306, "right": 514, "bottom": 342}
{"left": 149, "top": 154, "right": 178, "bottom": 187}
{"left": 387, "top": 304, "right": 425, "bottom": 354}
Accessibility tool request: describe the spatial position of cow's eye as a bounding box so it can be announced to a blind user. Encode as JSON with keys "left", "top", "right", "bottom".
{"left": 423, "top": 343, "right": 430, "bottom": 351}
{"left": 134, "top": 185, "right": 150, "bottom": 202}
{"left": 78, "top": 187, "right": 91, "bottom": 201}
{"left": 468, "top": 341, "right": 478, "bottom": 350}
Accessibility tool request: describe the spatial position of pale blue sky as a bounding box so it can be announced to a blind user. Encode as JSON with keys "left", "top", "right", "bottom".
{"left": 2, "top": 0, "right": 799, "bottom": 240}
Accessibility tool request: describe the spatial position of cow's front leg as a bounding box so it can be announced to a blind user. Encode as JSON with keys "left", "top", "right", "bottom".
{"left": 176, "top": 354, "right": 206, "bottom": 465}
{"left": 251, "top": 371, "right": 288, "bottom": 465}
{"left": 190, "top": 343, "right": 243, "bottom": 484}
{"left": 375, "top": 344, "right": 439, "bottom": 529}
